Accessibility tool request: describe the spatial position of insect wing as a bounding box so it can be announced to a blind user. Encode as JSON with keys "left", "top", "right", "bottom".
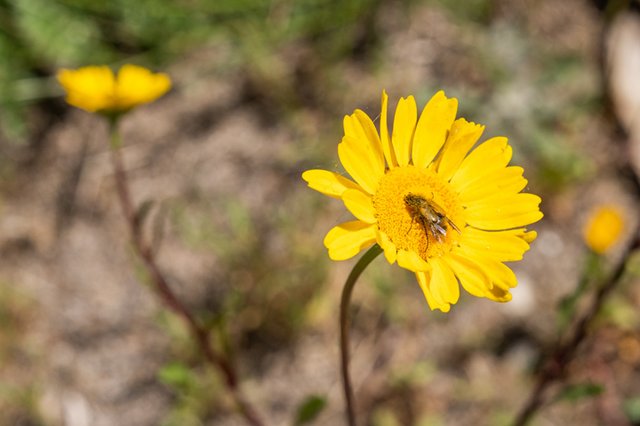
{"left": 445, "top": 217, "right": 461, "bottom": 234}
{"left": 432, "top": 221, "right": 447, "bottom": 237}
{"left": 427, "top": 199, "right": 461, "bottom": 234}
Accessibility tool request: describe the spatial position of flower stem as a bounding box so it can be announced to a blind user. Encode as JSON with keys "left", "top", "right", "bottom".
{"left": 108, "top": 121, "right": 264, "bottom": 426}
{"left": 512, "top": 227, "right": 640, "bottom": 426}
{"left": 340, "top": 244, "right": 383, "bottom": 426}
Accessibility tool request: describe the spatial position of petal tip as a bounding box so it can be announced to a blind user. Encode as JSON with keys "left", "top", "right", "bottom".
{"left": 301, "top": 170, "right": 312, "bottom": 182}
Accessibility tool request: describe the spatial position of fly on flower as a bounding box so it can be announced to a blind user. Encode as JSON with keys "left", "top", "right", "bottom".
{"left": 302, "top": 90, "right": 543, "bottom": 312}
{"left": 404, "top": 193, "right": 460, "bottom": 253}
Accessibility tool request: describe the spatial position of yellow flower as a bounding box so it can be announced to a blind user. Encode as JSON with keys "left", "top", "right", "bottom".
{"left": 303, "top": 91, "right": 543, "bottom": 312}
{"left": 583, "top": 205, "right": 624, "bottom": 254}
{"left": 57, "top": 64, "right": 171, "bottom": 115}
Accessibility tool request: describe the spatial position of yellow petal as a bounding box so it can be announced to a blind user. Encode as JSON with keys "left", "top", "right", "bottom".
{"left": 458, "top": 166, "right": 527, "bottom": 204}
{"left": 376, "top": 229, "right": 397, "bottom": 264}
{"left": 486, "top": 286, "right": 512, "bottom": 303}
{"left": 467, "top": 211, "right": 544, "bottom": 231}
{"left": 392, "top": 96, "right": 418, "bottom": 167}
{"left": 380, "top": 90, "right": 397, "bottom": 168}
{"left": 460, "top": 227, "right": 532, "bottom": 262}
{"left": 397, "top": 249, "right": 430, "bottom": 272}
{"left": 412, "top": 91, "right": 458, "bottom": 169}
{"left": 338, "top": 135, "right": 383, "bottom": 194}
{"left": 430, "top": 257, "right": 460, "bottom": 307}
{"left": 342, "top": 189, "right": 376, "bottom": 223}
{"left": 454, "top": 245, "right": 518, "bottom": 291}
{"left": 485, "top": 260, "right": 518, "bottom": 291}
{"left": 343, "top": 110, "right": 385, "bottom": 172}
{"left": 116, "top": 64, "right": 171, "bottom": 110}
{"left": 444, "top": 253, "right": 491, "bottom": 298}
{"left": 436, "top": 118, "right": 484, "bottom": 181}
{"left": 324, "top": 221, "right": 377, "bottom": 260}
{"left": 57, "top": 64, "right": 170, "bottom": 113}
{"left": 57, "top": 66, "right": 115, "bottom": 112}
{"left": 450, "top": 137, "right": 511, "bottom": 190}
{"left": 302, "top": 169, "right": 361, "bottom": 199}
{"left": 583, "top": 206, "right": 625, "bottom": 254}
{"left": 465, "top": 193, "right": 543, "bottom": 230}
{"left": 416, "top": 271, "right": 451, "bottom": 312}
{"left": 521, "top": 230, "right": 537, "bottom": 243}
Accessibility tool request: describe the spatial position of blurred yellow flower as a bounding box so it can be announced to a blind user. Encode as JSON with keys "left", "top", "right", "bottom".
{"left": 303, "top": 91, "right": 543, "bottom": 312}
{"left": 57, "top": 64, "right": 171, "bottom": 115}
{"left": 583, "top": 205, "right": 625, "bottom": 254}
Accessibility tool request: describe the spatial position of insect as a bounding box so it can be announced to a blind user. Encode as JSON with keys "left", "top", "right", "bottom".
{"left": 404, "top": 193, "right": 460, "bottom": 248}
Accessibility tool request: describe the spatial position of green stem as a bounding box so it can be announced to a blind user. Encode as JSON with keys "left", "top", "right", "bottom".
{"left": 340, "top": 244, "right": 383, "bottom": 426}
{"left": 109, "top": 116, "right": 122, "bottom": 149}
{"left": 557, "top": 251, "right": 601, "bottom": 333}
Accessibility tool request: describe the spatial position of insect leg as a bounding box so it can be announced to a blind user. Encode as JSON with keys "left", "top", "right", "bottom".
{"left": 406, "top": 216, "right": 416, "bottom": 235}
{"left": 419, "top": 217, "right": 430, "bottom": 254}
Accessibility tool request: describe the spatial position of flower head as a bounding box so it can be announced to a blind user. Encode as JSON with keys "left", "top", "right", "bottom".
{"left": 583, "top": 205, "right": 624, "bottom": 254}
{"left": 303, "top": 91, "right": 543, "bottom": 312}
{"left": 57, "top": 64, "right": 171, "bottom": 115}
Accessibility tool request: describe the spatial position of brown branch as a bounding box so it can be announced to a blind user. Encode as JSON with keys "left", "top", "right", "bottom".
{"left": 108, "top": 132, "right": 264, "bottom": 426}
{"left": 512, "top": 227, "right": 640, "bottom": 426}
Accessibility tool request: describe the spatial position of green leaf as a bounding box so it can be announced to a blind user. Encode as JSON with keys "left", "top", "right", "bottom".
{"left": 623, "top": 397, "right": 640, "bottom": 422}
{"left": 294, "top": 395, "right": 327, "bottom": 425}
{"left": 555, "top": 382, "right": 604, "bottom": 403}
{"left": 157, "top": 362, "right": 196, "bottom": 391}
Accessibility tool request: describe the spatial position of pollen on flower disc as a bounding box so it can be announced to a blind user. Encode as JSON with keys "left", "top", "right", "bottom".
{"left": 372, "top": 165, "right": 464, "bottom": 259}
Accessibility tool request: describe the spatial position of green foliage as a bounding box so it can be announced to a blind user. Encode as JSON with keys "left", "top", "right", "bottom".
{"left": 556, "top": 251, "right": 603, "bottom": 332}
{"left": 531, "top": 128, "right": 591, "bottom": 189}
{"left": 554, "top": 382, "right": 604, "bottom": 403}
{"left": 14, "top": 0, "right": 111, "bottom": 65}
{"left": 600, "top": 293, "right": 640, "bottom": 330}
{"left": 391, "top": 360, "right": 436, "bottom": 388}
{"left": 428, "top": 0, "right": 493, "bottom": 23}
{"left": 168, "top": 189, "right": 327, "bottom": 353}
{"left": 0, "top": 0, "right": 384, "bottom": 144}
{"left": 158, "top": 362, "right": 198, "bottom": 392}
{"left": 623, "top": 396, "right": 640, "bottom": 423}
{"left": 371, "top": 407, "right": 402, "bottom": 426}
{"left": 0, "top": 384, "right": 44, "bottom": 426}
{"left": 0, "top": 31, "right": 29, "bottom": 142}
{"left": 294, "top": 394, "right": 327, "bottom": 425}
{"left": 157, "top": 361, "right": 223, "bottom": 426}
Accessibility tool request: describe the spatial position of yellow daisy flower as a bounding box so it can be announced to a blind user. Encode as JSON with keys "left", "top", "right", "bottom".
{"left": 583, "top": 205, "right": 624, "bottom": 254}
{"left": 57, "top": 64, "right": 171, "bottom": 115}
{"left": 303, "top": 91, "right": 543, "bottom": 312}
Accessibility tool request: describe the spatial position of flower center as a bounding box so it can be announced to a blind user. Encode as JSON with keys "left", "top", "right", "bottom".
{"left": 372, "top": 165, "right": 464, "bottom": 259}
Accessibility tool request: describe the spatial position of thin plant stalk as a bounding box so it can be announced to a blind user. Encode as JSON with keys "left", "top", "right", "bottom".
{"left": 108, "top": 121, "right": 265, "bottom": 426}
{"left": 340, "top": 244, "right": 383, "bottom": 426}
{"left": 512, "top": 226, "right": 640, "bottom": 426}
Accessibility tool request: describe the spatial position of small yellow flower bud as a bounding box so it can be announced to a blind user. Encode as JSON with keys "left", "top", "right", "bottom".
{"left": 583, "top": 205, "right": 625, "bottom": 254}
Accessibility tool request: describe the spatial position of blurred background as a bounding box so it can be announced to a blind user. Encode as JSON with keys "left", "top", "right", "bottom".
{"left": 1, "top": 0, "right": 640, "bottom": 425}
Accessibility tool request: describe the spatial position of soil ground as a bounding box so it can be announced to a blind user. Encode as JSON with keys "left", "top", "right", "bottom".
{"left": 1, "top": 1, "right": 640, "bottom": 425}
